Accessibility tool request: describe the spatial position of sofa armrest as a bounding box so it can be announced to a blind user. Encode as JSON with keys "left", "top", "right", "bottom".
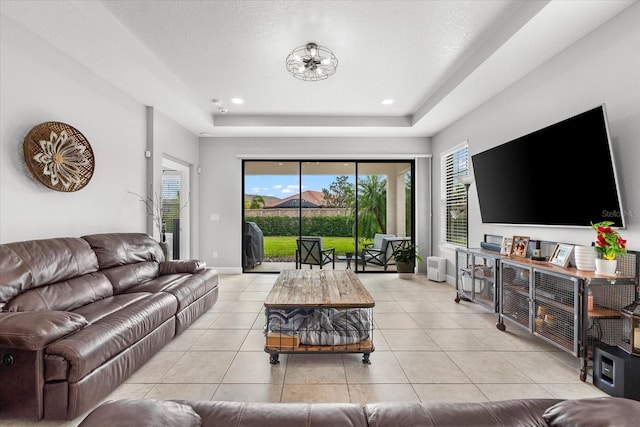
{"left": 0, "top": 311, "right": 87, "bottom": 351}
{"left": 79, "top": 399, "right": 202, "bottom": 427}
{"left": 159, "top": 260, "right": 206, "bottom": 275}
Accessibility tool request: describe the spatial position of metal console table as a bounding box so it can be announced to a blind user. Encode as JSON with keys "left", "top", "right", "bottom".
{"left": 455, "top": 248, "right": 501, "bottom": 313}
{"left": 498, "top": 252, "right": 638, "bottom": 381}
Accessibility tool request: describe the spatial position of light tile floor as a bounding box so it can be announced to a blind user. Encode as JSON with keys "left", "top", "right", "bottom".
{"left": 3, "top": 273, "right": 608, "bottom": 426}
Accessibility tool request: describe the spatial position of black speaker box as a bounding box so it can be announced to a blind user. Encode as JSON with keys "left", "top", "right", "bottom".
{"left": 593, "top": 343, "right": 640, "bottom": 401}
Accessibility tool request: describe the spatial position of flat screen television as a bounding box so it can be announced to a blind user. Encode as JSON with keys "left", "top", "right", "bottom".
{"left": 472, "top": 104, "right": 625, "bottom": 228}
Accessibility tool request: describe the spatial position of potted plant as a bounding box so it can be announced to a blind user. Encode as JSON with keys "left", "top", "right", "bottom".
{"left": 592, "top": 221, "right": 627, "bottom": 275}
{"left": 391, "top": 243, "right": 423, "bottom": 276}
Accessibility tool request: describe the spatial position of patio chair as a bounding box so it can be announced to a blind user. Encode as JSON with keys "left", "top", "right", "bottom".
{"left": 362, "top": 234, "right": 411, "bottom": 271}
{"left": 296, "top": 237, "right": 335, "bottom": 269}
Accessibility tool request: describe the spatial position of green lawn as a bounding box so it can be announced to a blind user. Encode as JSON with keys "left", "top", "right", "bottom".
{"left": 263, "top": 236, "right": 365, "bottom": 259}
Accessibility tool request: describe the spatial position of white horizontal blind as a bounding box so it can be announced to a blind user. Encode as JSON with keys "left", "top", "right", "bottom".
{"left": 440, "top": 143, "right": 469, "bottom": 246}
{"left": 162, "top": 174, "right": 181, "bottom": 234}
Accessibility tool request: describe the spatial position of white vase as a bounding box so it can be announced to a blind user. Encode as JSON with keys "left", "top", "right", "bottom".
{"left": 595, "top": 258, "right": 617, "bottom": 275}
{"left": 573, "top": 246, "right": 597, "bottom": 271}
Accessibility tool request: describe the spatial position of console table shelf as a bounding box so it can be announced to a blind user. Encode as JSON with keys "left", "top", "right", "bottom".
{"left": 535, "top": 294, "right": 573, "bottom": 313}
{"left": 455, "top": 248, "right": 500, "bottom": 312}
{"left": 589, "top": 307, "right": 623, "bottom": 319}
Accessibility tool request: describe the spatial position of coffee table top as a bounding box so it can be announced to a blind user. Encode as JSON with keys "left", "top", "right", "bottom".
{"left": 337, "top": 255, "right": 362, "bottom": 260}
{"left": 264, "top": 269, "right": 375, "bottom": 309}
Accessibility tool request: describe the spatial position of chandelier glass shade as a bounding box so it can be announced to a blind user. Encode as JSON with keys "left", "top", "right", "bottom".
{"left": 286, "top": 42, "right": 338, "bottom": 81}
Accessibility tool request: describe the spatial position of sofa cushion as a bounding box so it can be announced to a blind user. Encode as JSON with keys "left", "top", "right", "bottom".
{"left": 0, "top": 311, "right": 88, "bottom": 350}
{"left": 71, "top": 293, "right": 155, "bottom": 324}
{"left": 79, "top": 399, "right": 201, "bottom": 427}
{"left": 82, "top": 233, "right": 164, "bottom": 269}
{"left": 46, "top": 292, "right": 177, "bottom": 382}
{"left": 365, "top": 400, "right": 561, "bottom": 427}
{"left": 543, "top": 397, "right": 640, "bottom": 426}
{"left": 164, "top": 269, "right": 218, "bottom": 312}
{"left": 185, "top": 400, "right": 368, "bottom": 427}
{"left": 4, "top": 272, "right": 113, "bottom": 312}
{"left": 126, "top": 269, "right": 219, "bottom": 312}
{"left": 0, "top": 238, "right": 99, "bottom": 305}
{"left": 101, "top": 262, "right": 160, "bottom": 294}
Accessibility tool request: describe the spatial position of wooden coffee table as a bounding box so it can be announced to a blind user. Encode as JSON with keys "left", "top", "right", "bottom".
{"left": 264, "top": 269, "right": 375, "bottom": 364}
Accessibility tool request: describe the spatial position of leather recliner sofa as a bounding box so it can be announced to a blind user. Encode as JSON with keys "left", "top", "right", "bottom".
{"left": 0, "top": 233, "right": 218, "bottom": 420}
{"left": 79, "top": 396, "right": 640, "bottom": 426}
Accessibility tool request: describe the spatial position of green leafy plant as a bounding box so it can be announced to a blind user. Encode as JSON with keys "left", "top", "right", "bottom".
{"left": 391, "top": 243, "right": 423, "bottom": 264}
{"left": 592, "top": 221, "right": 627, "bottom": 260}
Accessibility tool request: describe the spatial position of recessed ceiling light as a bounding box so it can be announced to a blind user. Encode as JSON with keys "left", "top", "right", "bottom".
{"left": 381, "top": 98, "right": 395, "bottom": 105}
{"left": 230, "top": 98, "right": 245, "bottom": 105}
{"left": 199, "top": 132, "right": 212, "bottom": 137}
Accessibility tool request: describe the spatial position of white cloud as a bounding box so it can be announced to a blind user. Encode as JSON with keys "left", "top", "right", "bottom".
{"left": 273, "top": 184, "right": 282, "bottom": 189}
{"left": 251, "top": 187, "right": 261, "bottom": 193}
{"left": 281, "top": 188, "right": 292, "bottom": 194}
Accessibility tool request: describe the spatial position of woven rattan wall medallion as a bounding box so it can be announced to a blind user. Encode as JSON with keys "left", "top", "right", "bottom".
{"left": 23, "top": 121, "right": 95, "bottom": 192}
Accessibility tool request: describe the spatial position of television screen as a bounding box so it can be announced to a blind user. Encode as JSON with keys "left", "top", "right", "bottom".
{"left": 472, "top": 105, "right": 625, "bottom": 227}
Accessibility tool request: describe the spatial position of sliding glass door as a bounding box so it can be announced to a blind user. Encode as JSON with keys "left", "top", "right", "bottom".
{"left": 356, "top": 162, "right": 413, "bottom": 272}
{"left": 301, "top": 162, "right": 356, "bottom": 271}
{"left": 243, "top": 159, "right": 413, "bottom": 273}
{"left": 243, "top": 161, "right": 300, "bottom": 272}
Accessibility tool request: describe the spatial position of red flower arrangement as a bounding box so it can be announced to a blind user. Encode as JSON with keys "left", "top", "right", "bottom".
{"left": 592, "top": 221, "right": 627, "bottom": 260}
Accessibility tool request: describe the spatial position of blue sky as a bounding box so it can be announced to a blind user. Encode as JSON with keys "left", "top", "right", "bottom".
{"left": 245, "top": 175, "right": 340, "bottom": 198}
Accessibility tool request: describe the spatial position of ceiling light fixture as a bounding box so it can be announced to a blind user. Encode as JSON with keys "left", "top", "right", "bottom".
{"left": 286, "top": 42, "right": 338, "bottom": 81}
{"left": 381, "top": 98, "right": 395, "bottom": 105}
{"left": 230, "top": 98, "right": 244, "bottom": 105}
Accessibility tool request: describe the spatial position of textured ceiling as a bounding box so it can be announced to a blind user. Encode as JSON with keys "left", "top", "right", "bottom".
{"left": 1, "top": 0, "right": 635, "bottom": 137}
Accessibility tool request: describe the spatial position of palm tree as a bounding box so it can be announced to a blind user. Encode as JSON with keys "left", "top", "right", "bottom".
{"left": 357, "top": 175, "right": 387, "bottom": 239}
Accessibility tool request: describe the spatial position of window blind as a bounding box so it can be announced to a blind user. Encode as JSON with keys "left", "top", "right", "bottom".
{"left": 440, "top": 144, "right": 469, "bottom": 247}
{"left": 162, "top": 175, "right": 181, "bottom": 233}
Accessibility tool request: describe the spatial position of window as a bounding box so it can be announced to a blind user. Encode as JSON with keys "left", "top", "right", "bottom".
{"left": 162, "top": 174, "right": 181, "bottom": 235}
{"left": 441, "top": 142, "right": 470, "bottom": 247}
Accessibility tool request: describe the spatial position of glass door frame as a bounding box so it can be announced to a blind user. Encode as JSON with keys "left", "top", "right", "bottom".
{"left": 242, "top": 159, "right": 416, "bottom": 273}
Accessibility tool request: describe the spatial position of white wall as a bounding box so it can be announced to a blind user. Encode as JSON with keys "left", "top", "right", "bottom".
{"left": 431, "top": 3, "right": 640, "bottom": 280}
{"left": 198, "top": 137, "right": 430, "bottom": 273}
{"left": 153, "top": 110, "right": 201, "bottom": 258}
{"left": 0, "top": 15, "right": 198, "bottom": 244}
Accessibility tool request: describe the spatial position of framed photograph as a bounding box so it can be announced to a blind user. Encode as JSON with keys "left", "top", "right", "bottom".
{"left": 511, "top": 236, "right": 530, "bottom": 257}
{"left": 500, "top": 236, "right": 512, "bottom": 255}
{"left": 549, "top": 243, "right": 574, "bottom": 268}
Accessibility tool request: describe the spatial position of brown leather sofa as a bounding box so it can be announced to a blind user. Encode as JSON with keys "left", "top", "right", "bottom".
{"left": 79, "top": 396, "right": 640, "bottom": 426}
{"left": 0, "top": 233, "right": 218, "bottom": 421}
